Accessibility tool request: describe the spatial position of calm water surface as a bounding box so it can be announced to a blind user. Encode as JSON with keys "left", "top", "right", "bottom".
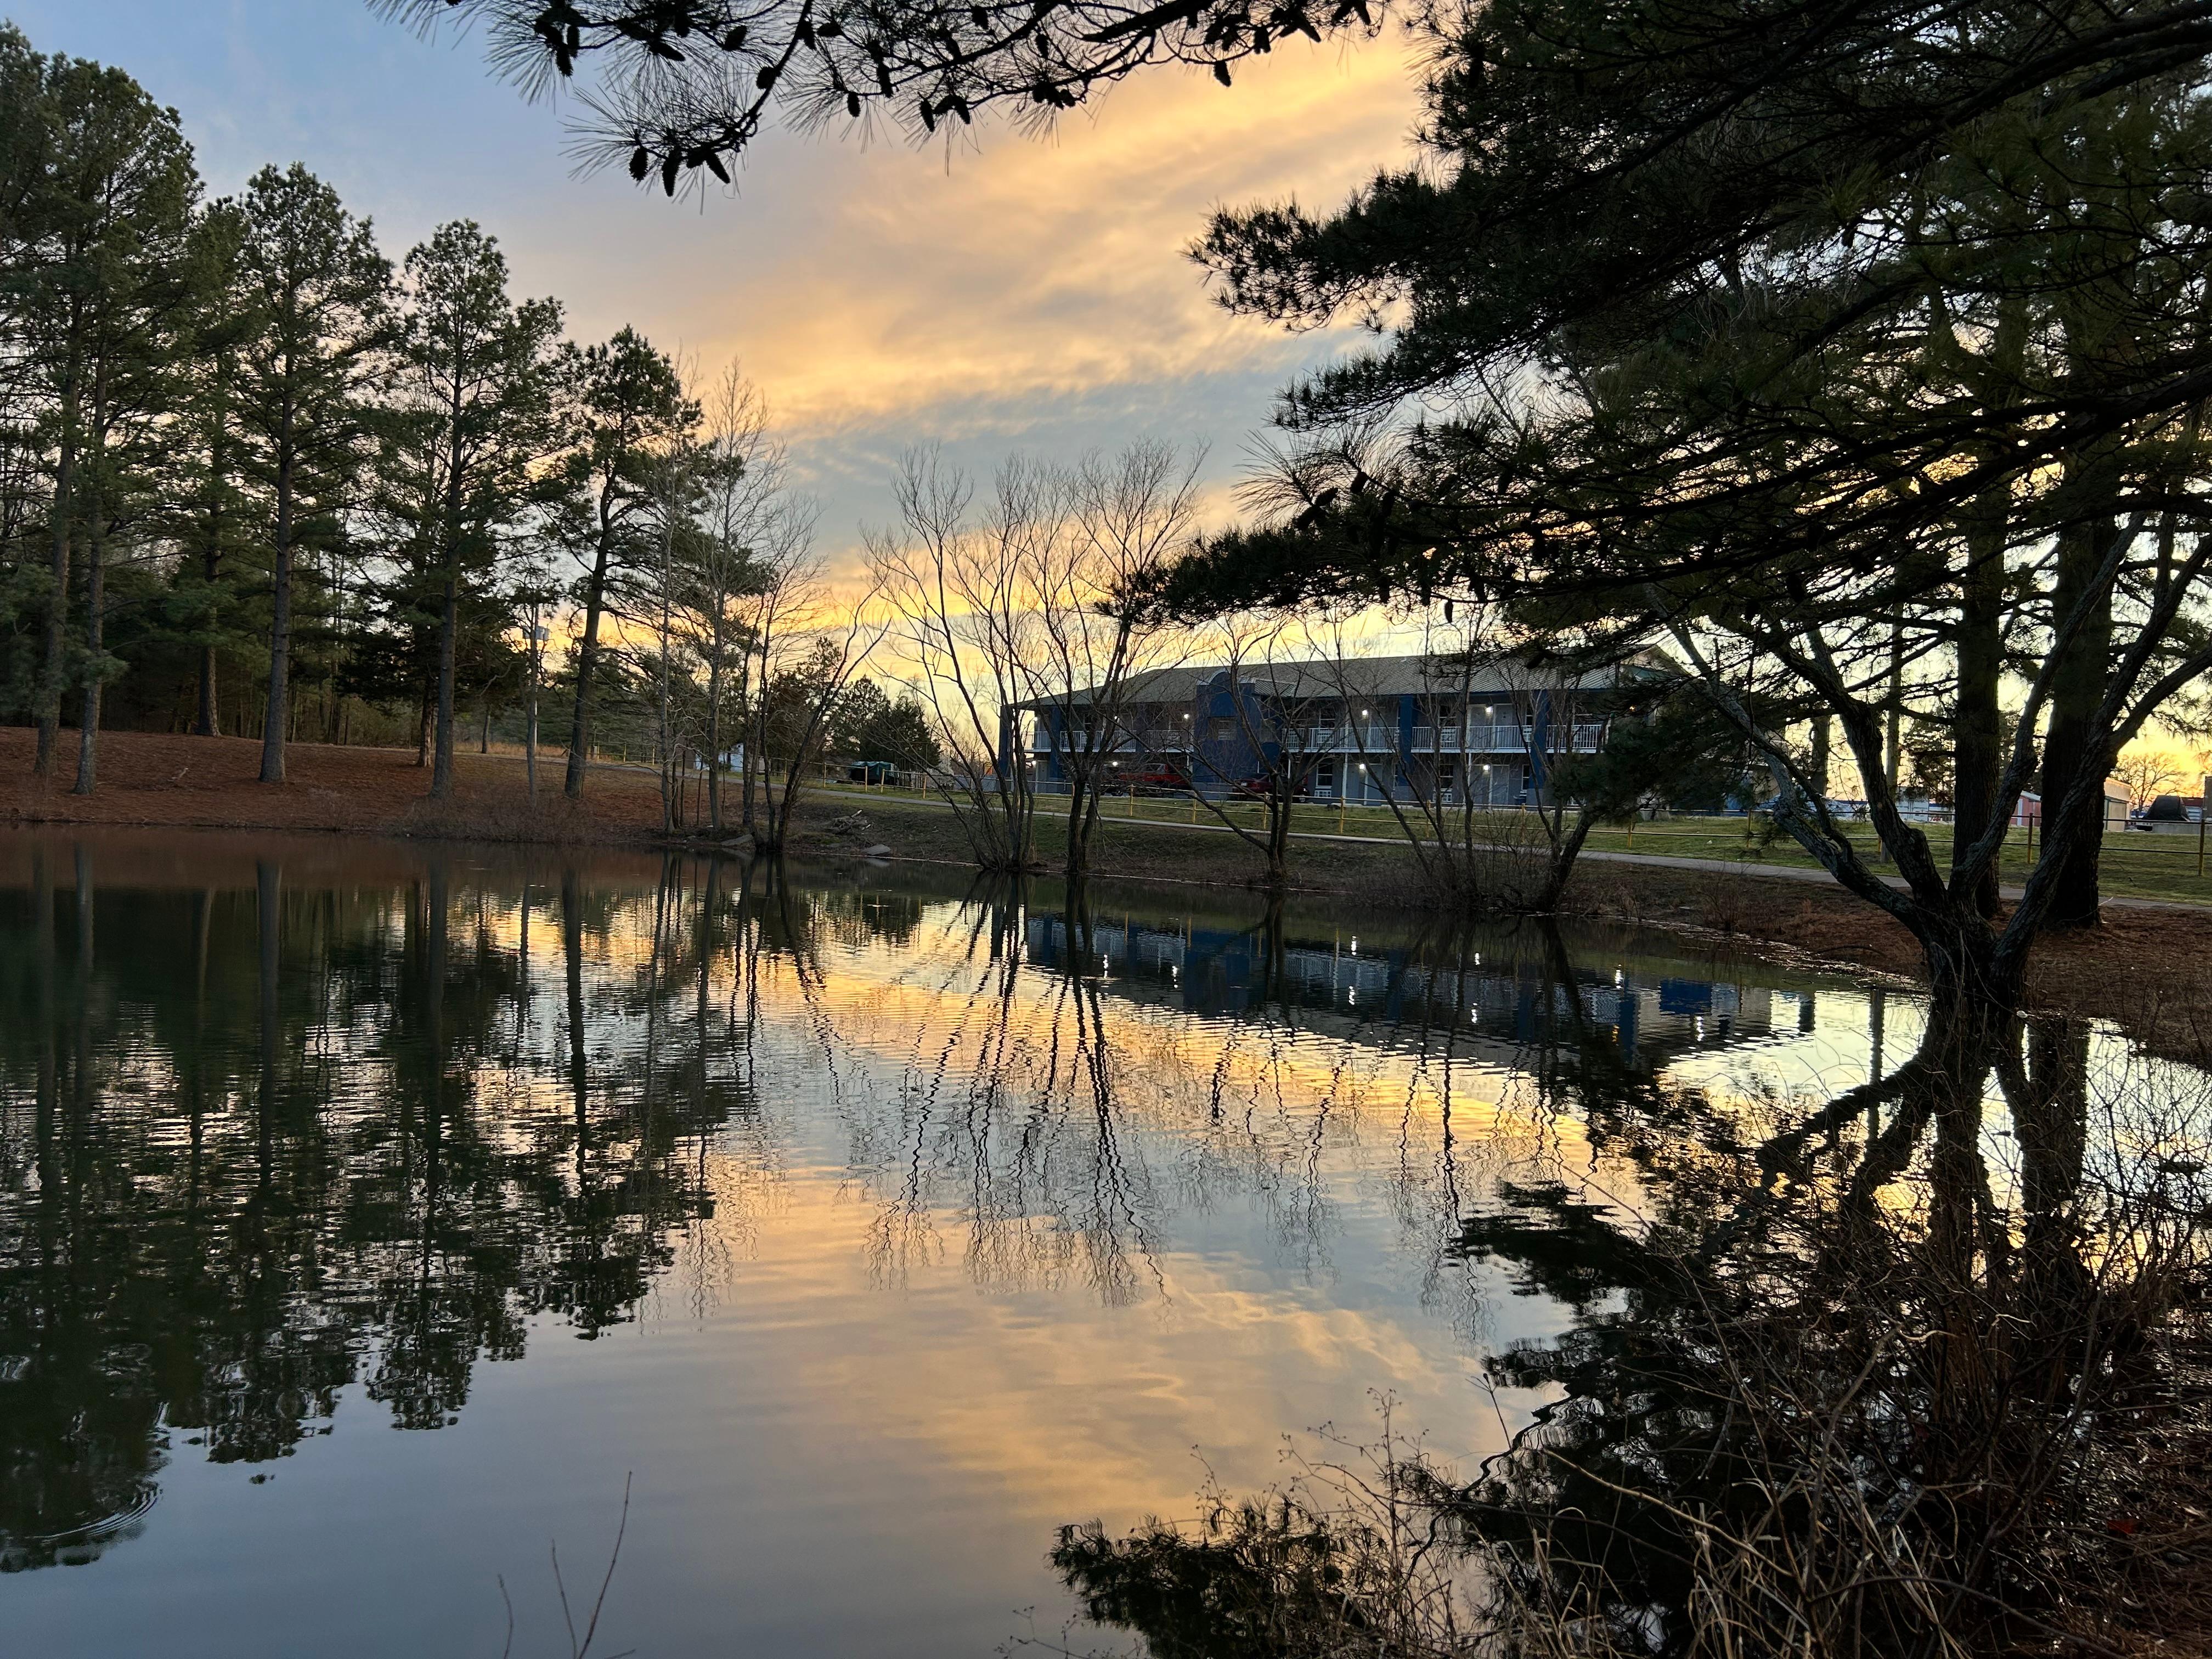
{"left": 0, "top": 830, "right": 2175, "bottom": 1657}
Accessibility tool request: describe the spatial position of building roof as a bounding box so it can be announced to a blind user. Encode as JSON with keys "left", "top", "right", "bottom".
{"left": 1022, "top": 651, "right": 1651, "bottom": 709}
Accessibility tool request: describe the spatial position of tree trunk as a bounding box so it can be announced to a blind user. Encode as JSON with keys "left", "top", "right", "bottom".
{"left": 259, "top": 437, "right": 297, "bottom": 785}
{"left": 1267, "top": 783, "right": 1291, "bottom": 887}
{"left": 524, "top": 637, "right": 540, "bottom": 802}
{"left": 71, "top": 511, "right": 106, "bottom": 796}
{"left": 34, "top": 341, "right": 82, "bottom": 778}
{"left": 565, "top": 504, "right": 616, "bottom": 801}
{"left": 705, "top": 636, "right": 724, "bottom": 834}
{"left": 430, "top": 563, "right": 459, "bottom": 798}
{"left": 195, "top": 362, "right": 233, "bottom": 739}
{"left": 2039, "top": 505, "right": 2118, "bottom": 928}
{"left": 36, "top": 465, "right": 74, "bottom": 778}
{"left": 1065, "top": 770, "right": 1093, "bottom": 879}
{"left": 196, "top": 644, "right": 221, "bottom": 737}
{"left": 1953, "top": 515, "right": 2006, "bottom": 917}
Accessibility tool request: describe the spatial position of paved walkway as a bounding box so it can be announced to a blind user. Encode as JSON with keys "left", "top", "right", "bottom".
{"left": 811, "top": 785, "right": 2212, "bottom": 915}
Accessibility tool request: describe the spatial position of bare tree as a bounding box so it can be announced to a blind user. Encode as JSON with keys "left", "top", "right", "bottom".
{"left": 1155, "top": 614, "right": 1335, "bottom": 889}
{"left": 678, "top": 365, "right": 782, "bottom": 836}
{"left": 1024, "top": 441, "right": 1200, "bottom": 880}
{"left": 1301, "top": 604, "right": 1616, "bottom": 912}
{"left": 868, "top": 448, "right": 1046, "bottom": 872}
{"left": 735, "top": 518, "right": 888, "bottom": 851}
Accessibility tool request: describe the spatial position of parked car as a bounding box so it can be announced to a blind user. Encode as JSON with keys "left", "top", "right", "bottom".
{"left": 1118, "top": 761, "right": 1192, "bottom": 796}
{"left": 2129, "top": 793, "right": 2194, "bottom": 831}
{"left": 1231, "top": 771, "right": 1311, "bottom": 802}
{"left": 846, "top": 759, "right": 900, "bottom": 785}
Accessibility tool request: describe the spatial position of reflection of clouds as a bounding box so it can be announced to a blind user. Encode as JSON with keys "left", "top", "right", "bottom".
{"left": 654, "top": 1136, "right": 1510, "bottom": 1533}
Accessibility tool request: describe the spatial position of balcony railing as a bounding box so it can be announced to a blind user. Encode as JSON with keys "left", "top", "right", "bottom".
{"left": 1305, "top": 725, "right": 1394, "bottom": 751}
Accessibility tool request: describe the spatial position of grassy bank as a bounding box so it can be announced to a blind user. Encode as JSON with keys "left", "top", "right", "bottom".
{"left": 817, "top": 777, "right": 2212, "bottom": 904}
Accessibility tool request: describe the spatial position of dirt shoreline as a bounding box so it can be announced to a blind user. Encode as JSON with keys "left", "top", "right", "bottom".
{"left": 10, "top": 728, "right": 2211, "bottom": 1056}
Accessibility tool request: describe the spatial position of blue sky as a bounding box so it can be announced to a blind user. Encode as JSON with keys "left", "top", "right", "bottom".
{"left": 10, "top": 2, "right": 1420, "bottom": 569}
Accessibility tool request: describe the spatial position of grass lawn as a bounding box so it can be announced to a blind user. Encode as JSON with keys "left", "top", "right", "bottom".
{"left": 810, "top": 779, "right": 2212, "bottom": 906}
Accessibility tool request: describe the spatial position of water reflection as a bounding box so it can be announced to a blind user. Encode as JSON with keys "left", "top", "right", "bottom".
{"left": 1050, "top": 955, "right": 2212, "bottom": 1658}
{"left": 0, "top": 844, "right": 726, "bottom": 1571}
{"left": 1, "top": 832, "right": 2199, "bottom": 1658}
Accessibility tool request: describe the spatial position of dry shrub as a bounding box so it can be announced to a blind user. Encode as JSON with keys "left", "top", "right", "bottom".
{"left": 1691, "top": 868, "right": 1753, "bottom": 934}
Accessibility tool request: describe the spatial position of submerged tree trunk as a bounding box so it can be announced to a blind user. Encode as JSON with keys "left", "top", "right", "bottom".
{"left": 1065, "top": 765, "right": 1096, "bottom": 881}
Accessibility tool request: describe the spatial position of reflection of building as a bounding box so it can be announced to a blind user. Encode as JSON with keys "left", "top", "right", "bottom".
{"left": 1016, "top": 654, "right": 1638, "bottom": 804}
{"left": 1024, "top": 914, "right": 1808, "bottom": 1068}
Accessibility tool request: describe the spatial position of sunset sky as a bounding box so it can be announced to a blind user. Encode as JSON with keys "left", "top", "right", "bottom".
{"left": 11, "top": 2, "right": 1423, "bottom": 572}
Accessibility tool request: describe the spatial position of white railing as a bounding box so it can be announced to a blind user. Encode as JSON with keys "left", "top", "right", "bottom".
{"left": 1303, "top": 725, "right": 1395, "bottom": 751}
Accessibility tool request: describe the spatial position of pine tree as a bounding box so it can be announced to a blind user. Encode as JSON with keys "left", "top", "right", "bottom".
{"left": 12, "top": 47, "right": 198, "bottom": 781}
{"left": 232, "top": 163, "right": 389, "bottom": 785}
{"left": 382, "top": 221, "right": 561, "bottom": 799}
{"left": 170, "top": 198, "right": 254, "bottom": 738}
{"left": 1148, "top": 0, "right": 2212, "bottom": 1066}
{"left": 553, "top": 326, "right": 694, "bottom": 800}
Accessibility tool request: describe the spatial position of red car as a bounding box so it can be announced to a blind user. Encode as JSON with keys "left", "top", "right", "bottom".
{"left": 1232, "top": 770, "right": 1312, "bottom": 802}
{"left": 1119, "top": 761, "right": 1192, "bottom": 795}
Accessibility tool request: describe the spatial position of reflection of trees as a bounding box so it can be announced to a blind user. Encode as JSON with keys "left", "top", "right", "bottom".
{"left": 1427, "top": 999, "right": 2205, "bottom": 1655}
{"left": 830, "top": 887, "right": 1597, "bottom": 1318}
{"left": 0, "top": 846, "right": 747, "bottom": 1571}
{"left": 1056, "top": 980, "right": 2211, "bottom": 1657}
{"left": 844, "top": 881, "right": 1169, "bottom": 1305}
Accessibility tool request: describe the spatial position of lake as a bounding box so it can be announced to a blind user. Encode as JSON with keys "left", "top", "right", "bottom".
{"left": 0, "top": 830, "right": 2191, "bottom": 1657}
